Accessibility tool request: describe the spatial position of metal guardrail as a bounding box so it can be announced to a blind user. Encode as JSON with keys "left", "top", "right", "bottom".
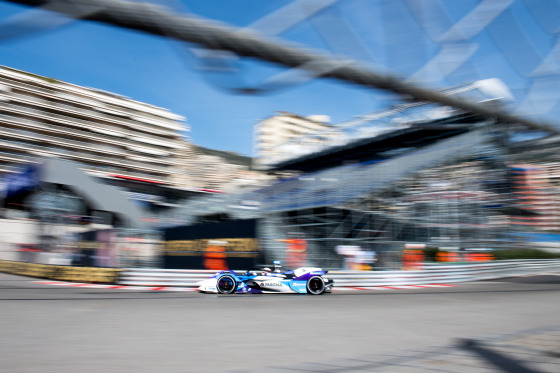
{"left": 117, "top": 260, "right": 560, "bottom": 288}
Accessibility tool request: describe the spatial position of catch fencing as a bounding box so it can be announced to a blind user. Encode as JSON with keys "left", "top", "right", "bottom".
{"left": 117, "top": 259, "right": 560, "bottom": 288}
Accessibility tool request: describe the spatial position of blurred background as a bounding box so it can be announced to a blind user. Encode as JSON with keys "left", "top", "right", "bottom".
{"left": 1, "top": 0, "right": 560, "bottom": 271}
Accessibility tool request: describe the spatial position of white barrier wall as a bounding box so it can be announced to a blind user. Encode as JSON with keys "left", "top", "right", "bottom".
{"left": 0, "top": 219, "right": 39, "bottom": 261}
{"left": 117, "top": 260, "right": 560, "bottom": 288}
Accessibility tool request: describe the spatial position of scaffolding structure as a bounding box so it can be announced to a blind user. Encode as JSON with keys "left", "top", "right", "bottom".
{"left": 255, "top": 125, "right": 514, "bottom": 269}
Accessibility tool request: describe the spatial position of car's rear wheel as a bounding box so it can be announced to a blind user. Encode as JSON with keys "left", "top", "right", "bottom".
{"left": 307, "top": 276, "right": 325, "bottom": 295}
{"left": 216, "top": 274, "right": 237, "bottom": 294}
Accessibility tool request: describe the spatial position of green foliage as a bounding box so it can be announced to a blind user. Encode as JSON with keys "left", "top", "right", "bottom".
{"left": 492, "top": 248, "right": 560, "bottom": 260}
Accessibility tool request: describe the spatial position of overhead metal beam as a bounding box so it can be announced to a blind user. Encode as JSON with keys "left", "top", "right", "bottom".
{"left": 3, "top": 0, "right": 559, "bottom": 134}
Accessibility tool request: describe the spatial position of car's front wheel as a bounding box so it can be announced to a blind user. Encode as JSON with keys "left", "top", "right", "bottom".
{"left": 216, "top": 274, "right": 237, "bottom": 294}
{"left": 307, "top": 276, "right": 325, "bottom": 295}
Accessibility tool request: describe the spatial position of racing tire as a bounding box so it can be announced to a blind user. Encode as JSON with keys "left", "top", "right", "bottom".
{"left": 306, "top": 276, "right": 325, "bottom": 295}
{"left": 216, "top": 274, "right": 237, "bottom": 294}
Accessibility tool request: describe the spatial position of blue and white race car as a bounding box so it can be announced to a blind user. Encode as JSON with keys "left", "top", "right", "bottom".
{"left": 197, "top": 261, "right": 333, "bottom": 295}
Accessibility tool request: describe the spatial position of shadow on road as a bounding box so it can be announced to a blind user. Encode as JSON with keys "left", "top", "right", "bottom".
{"left": 457, "top": 338, "right": 539, "bottom": 373}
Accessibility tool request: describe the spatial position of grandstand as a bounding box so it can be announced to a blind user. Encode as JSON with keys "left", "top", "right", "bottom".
{"left": 251, "top": 124, "right": 505, "bottom": 267}
{"left": 161, "top": 80, "right": 553, "bottom": 268}
{"left": 166, "top": 116, "right": 546, "bottom": 268}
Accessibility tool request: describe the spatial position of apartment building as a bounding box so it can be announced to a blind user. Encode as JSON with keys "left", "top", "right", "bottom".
{"left": 253, "top": 111, "right": 334, "bottom": 170}
{"left": 174, "top": 140, "right": 269, "bottom": 192}
{"left": 0, "top": 65, "right": 187, "bottom": 185}
{"left": 0, "top": 65, "right": 277, "bottom": 234}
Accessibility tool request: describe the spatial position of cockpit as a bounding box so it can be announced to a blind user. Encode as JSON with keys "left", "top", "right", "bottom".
{"left": 246, "top": 261, "right": 288, "bottom": 276}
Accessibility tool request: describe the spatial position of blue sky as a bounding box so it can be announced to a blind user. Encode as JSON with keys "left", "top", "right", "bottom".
{"left": 0, "top": 0, "right": 559, "bottom": 156}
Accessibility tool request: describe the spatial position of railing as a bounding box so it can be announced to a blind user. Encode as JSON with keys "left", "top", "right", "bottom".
{"left": 0, "top": 137, "right": 171, "bottom": 177}
{"left": 0, "top": 118, "right": 174, "bottom": 176}
{"left": 0, "top": 113, "right": 128, "bottom": 154}
{"left": 0, "top": 102, "right": 179, "bottom": 156}
{"left": 117, "top": 259, "right": 560, "bottom": 288}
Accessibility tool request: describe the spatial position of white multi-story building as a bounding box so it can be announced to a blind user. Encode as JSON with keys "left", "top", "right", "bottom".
{"left": 253, "top": 111, "right": 334, "bottom": 169}
{"left": 0, "top": 65, "right": 188, "bottom": 185}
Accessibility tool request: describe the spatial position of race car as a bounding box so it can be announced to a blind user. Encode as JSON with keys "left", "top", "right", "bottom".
{"left": 197, "top": 261, "right": 333, "bottom": 295}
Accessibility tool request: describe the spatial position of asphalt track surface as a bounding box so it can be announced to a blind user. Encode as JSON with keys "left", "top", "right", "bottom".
{"left": 1, "top": 272, "right": 560, "bottom": 372}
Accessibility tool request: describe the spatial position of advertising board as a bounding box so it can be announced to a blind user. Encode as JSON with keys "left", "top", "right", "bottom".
{"left": 163, "top": 219, "right": 264, "bottom": 269}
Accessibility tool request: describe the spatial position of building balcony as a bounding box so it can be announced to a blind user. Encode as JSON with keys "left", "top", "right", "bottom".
{"left": 0, "top": 106, "right": 179, "bottom": 157}
{"left": 0, "top": 150, "right": 38, "bottom": 164}
{"left": 0, "top": 117, "right": 180, "bottom": 170}
{"left": 0, "top": 134, "right": 175, "bottom": 176}
{"left": 0, "top": 76, "right": 183, "bottom": 137}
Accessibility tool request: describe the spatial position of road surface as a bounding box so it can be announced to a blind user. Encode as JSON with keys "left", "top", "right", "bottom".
{"left": 1, "top": 272, "right": 559, "bottom": 372}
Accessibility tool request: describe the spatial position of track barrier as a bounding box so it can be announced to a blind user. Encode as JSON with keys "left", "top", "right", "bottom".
{"left": 117, "top": 259, "right": 560, "bottom": 288}
{"left": 0, "top": 260, "right": 121, "bottom": 284}
{"left": 2, "top": 259, "right": 559, "bottom": 288}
